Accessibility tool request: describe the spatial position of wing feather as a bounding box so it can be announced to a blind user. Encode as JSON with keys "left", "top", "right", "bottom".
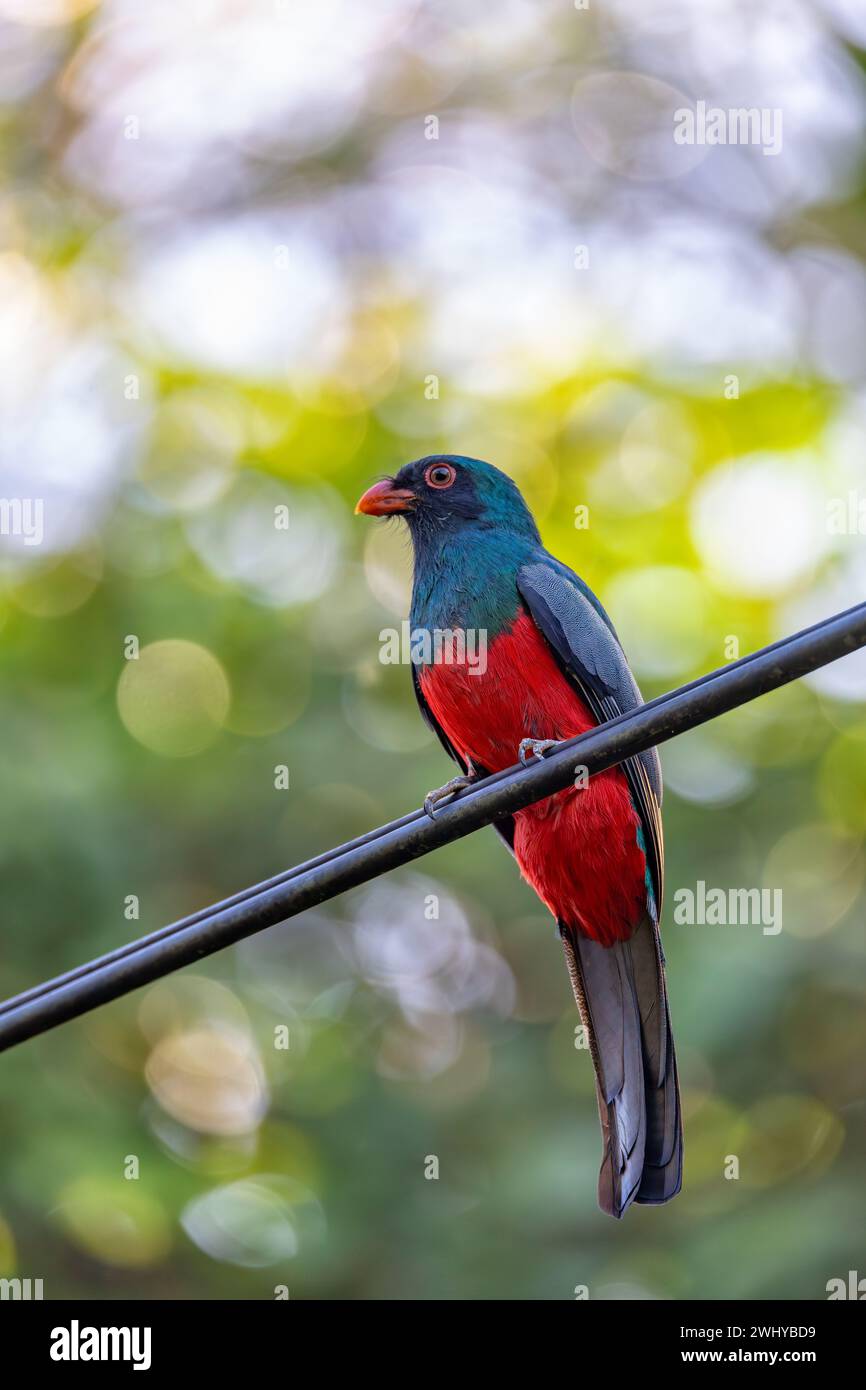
{"left": 516, "top": 561, "right": 664, "bottom": 918}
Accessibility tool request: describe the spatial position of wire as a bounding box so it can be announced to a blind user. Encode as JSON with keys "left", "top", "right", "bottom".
{"left": 3, "top": 598, "right": 858, "bottom": 1017}
{"left": 1, "top": 599, "right": 864, "bottom": 1052}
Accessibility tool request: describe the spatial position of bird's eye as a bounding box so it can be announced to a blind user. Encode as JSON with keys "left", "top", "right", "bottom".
{"left": 424, "top": 462, "right": 457, "bottom": 489}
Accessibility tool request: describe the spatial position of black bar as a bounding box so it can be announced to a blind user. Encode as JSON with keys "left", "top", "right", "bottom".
{"left": 6, "top": 1295, "right": 860, "bottom": 1359}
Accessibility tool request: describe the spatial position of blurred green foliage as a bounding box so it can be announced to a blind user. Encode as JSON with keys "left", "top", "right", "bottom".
{"left": 0, "top": 0, "right": 865, "bottom": 1301}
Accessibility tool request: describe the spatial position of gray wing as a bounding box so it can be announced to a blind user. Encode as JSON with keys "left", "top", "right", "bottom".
{"left": 517, "top": 560, "right": 663, "bottom": 919}
{"left": 518, "top": 561, "right": 680, "bottom": 1217}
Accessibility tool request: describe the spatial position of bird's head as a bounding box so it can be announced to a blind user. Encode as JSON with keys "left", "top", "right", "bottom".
{"left": 355, "top": 455, "right": 540, "bottom": 548}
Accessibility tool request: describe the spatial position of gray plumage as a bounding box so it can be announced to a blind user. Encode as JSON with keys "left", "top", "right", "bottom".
{"left": 518, "top": 559, "right": 682, "bottom": 1217}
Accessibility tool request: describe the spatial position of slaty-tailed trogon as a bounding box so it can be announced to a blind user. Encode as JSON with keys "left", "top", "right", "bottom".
{"left": 356, "top": 454, "right": 682, "bottom": 1218}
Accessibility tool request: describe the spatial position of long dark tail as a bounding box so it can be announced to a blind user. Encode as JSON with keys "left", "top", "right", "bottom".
{"left": 560, "top": 913, "right": 682, "bottom": 1218}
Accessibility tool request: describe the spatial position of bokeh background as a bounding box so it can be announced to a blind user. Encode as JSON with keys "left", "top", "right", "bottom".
{"left": 1, "top": 0, "right": 865, "bottom": 1301}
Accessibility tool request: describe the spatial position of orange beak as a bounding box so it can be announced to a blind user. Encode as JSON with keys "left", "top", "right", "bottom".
{"left": 354, "top": 479, "right": 416, "bottom": 516}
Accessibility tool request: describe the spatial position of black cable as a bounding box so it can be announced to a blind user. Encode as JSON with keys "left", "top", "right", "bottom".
{"left": 0, "top": 599, "right": 864, "bottom": 1052}
{"left": 3, "top": 598, "right": 857, "bottom": 1017}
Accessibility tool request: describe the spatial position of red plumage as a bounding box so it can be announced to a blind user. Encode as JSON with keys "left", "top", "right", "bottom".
{"left": 419, "top": 609, "right": 646, "bottom": 946}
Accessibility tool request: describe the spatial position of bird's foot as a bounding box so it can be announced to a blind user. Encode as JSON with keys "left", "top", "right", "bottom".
{"left": 424, "top": 774, "right": 475, "bottom": 819}
{"left": 518, "top": 738, "right": 560, "bottom": 767}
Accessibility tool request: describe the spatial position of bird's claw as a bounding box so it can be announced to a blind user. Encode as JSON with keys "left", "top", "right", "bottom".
{"left": 518, "top": 738, "right": 560, "bottom": 767}
{"left": 424, "top": 775, "right": 474, "bottom": 819}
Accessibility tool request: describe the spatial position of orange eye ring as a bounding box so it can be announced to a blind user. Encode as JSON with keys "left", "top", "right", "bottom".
{"left": 424, "top": 462, "right": 457, "bottom": 489}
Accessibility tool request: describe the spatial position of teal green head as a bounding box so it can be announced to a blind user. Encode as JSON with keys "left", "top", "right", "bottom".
{"left": 355, "top": 454, "right": 540, "bottom": 544}
{"left": 355, "top": 455, "right": 543, "bottom": 632}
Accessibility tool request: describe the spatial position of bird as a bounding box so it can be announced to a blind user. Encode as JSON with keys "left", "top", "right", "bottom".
{"left": 355, "top": 454, "right": 682, "bottom": 1219}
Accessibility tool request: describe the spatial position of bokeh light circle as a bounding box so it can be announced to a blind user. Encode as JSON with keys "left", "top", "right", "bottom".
{"left": 690, "top": 454, "right": 827, "bottom": 597}
{"left": 117, "top": 639, "right": 230, "bottom": 756}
